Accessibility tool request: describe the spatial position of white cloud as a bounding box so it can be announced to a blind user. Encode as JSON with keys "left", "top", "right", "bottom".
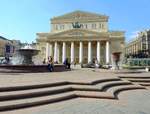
{"left": 127, "top": 31, "right": 140, "bottom": 43}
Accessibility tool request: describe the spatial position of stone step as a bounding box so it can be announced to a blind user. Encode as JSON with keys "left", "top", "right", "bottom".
{"left": 0, "top": 80, "right": 132, "bottom": 102}
{"left": 75, "top": 91, "right": 114, "bottom": 99}
{"left": 95, "top": 81, "right": 133, "bottom": 91}
{"left": 0, "top": 81, "right": 69, "bottom": 92}
{"left": 107, "top": 85, "right": 145, "bottom": 98}
{"left": 119, "top": 76, "right": 150, "bottom": 79}
{"left": 91, "top": 78, "right": 121, "bottom": 85}
{"left": 0, "top": 92, "right": 77, "bottom": 112}
{"left": 138, "top": 83, "right": 150, "bottom": 86}
{"left": 0, "top": 78, "right": 120, "bottom": 92}
{"left": 0, "top": 85, "right": 102, "bottom": 101}
{"left": 127, "top": 79, "right": 150, "bottom": 82}
{"left": 0, "top": 90, "right": 115, "bottom": 112}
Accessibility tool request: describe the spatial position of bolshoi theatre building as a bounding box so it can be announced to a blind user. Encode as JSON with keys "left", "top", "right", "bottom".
{"left": 36, "top": 11, "right": 125, "bottom": 65}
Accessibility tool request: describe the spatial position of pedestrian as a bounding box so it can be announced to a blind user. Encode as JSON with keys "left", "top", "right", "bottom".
{"left": 95, "top": 58, "right": 100, "bottom": 68}
{"left": 48, "top": 56, "right": 54, "bottom": 72}
{"left": 63, "top": 58, "right": 70, "bottom": 69}
{"left": 43, "top": 58, "right": 46, "bottom": 64}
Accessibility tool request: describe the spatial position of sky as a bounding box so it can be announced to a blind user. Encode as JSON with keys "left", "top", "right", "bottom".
{"left": 0, "top": 0, "right": 150, "bottom": 43}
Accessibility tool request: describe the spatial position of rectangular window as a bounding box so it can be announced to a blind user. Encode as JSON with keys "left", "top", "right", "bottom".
{"left": 99, "top": 23, "right": 102, "bottom": 28}
{"left": 85, "top": 24, "right": 88, "bottom": 29}
{"left": 92, "top": 23, "right": 96, "bottom": 29}
{"left": 142, "top": 44, "right": 147, "bottom": 50}
{"left": 55, "top": 25, "right": 58, "bottom": 30}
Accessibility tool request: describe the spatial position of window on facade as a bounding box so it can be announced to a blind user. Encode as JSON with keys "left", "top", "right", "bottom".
{"left": 85, "top": 24, "right": 88, "bottom": 29}
{"left": 142, "top": 35, "right": 146, "bottom": 42}
{"left": 99, "top": 23, "right": 101, "bottom": 28}
{"left": 55, "top": 25, "right": 58, "bottom": 30}
{"left": 142, "top": 44, "right": 147, "bottom": 50}
{"left": 59, "top": 25, "right": 64, "bottom": 30}
{"left": 80, "top": 24, "right": 83, "bottom": 28}
{"left": 41, "top": 47, "right": 45, "bottom": 54}
{"left": 92, "top": 23, "right": 96, "bottom": 29}
{"left": 101, "top": 24, "right": 104, "bottom": 29}
{"left": 69, "top": 24, "right": 72, "bottom": 29}
{"left": 61, "top": 25, "right": 65, "bottom": 30}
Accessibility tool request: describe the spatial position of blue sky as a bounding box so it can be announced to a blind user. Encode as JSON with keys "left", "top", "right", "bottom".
{"left": 0, "top": 0, "right": 150, "bottom": 43}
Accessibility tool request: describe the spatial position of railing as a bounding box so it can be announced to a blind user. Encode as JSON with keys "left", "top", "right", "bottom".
{"left": 125, "top": 58, "right": 150, "bottom": 66}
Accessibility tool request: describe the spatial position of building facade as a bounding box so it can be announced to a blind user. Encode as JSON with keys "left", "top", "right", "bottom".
{"left": 36, "top": 11, "right": 125, "bottom": 64}
{"left": 125, "top": 30, "right": 150, "bottom": 58}
{"left": 0, "top": 36, "right": 21, "bottom": 57}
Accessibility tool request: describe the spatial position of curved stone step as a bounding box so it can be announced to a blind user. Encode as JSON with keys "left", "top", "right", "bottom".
{"left": 96, "top": 81, "right": 133, "bottom": 91}
{"left": 107, "top": 85, "right": 146, "bottom": 98}
{"left": 138, "top": 83, "right": 150, "bottom": 86}
{"left": 128, "top": 79, "right": 150, "bottom": 82}
{"left": 91, "top": 78, "right": 121, "bottom": 85}
{"left": 119, "top": 76, "right": 150, "bottom": 79}
{"left": 75, "top": 91, "right": 114, "bottom": 99}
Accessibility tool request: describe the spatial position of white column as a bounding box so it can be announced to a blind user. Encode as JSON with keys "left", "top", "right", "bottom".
{"left": 46, "top": 43, "right": 50, "bottom": 60}
{"left": 49, "top": 43, "right": 53, "bottom": 56}
{"left": 106, "top": 41, "right": 110, "bottom": 64}
{"left": 62, "top": 42, "right": 66, "bottom": 63}
{"left": 79, "top": 41, "right": 83, "bottom": 63}
{"left": 57, "top": 44, "right": 60, "bottom": 63}
{"left": 54, "top": 42, "right": 58, "bottom": 62}
{"left": 71, "top": 42, "right": 74, "bottom": 63}
{"left": 97, "top": 41, "right": 101, "bottom": 63}
{"left": 88, "top": 41, "right": 92, "bottom": 63}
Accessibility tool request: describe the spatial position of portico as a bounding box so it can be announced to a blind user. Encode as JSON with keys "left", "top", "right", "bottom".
{"left": 45, "top": 40, "right": 109, "bottom": 64}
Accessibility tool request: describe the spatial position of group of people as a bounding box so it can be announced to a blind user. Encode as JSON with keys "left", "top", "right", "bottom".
{"left": 43, "top": 56, "right": 71, "bottom": 72}
{"left": 0, "top": 56, "right": 10, "bottom": 64}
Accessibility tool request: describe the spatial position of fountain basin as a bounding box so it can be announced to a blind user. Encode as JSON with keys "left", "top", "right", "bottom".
{"left": 17, "top": 49, "right": 40, "bottom": 65}
{"left": 0, "top": 64, "right": 67, "bottom": 73}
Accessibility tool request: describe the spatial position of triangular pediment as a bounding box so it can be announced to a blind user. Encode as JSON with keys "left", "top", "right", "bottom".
{"left": 48, "top": 29, "right": 108, "bottom": 38}
{"left": 52, "top": 10, "right": 108, "bottom": 20}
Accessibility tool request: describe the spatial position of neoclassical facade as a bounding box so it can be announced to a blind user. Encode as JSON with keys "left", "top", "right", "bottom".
{"left": 36, "top": 11, "right": 125, "bottom": 64}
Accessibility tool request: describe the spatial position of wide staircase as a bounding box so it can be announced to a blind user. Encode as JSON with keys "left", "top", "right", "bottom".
{"left": 0, "top": 76, "right": 147, "bottom": 112}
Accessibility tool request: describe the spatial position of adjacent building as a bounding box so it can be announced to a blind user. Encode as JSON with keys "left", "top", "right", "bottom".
{"left": 36, "top": 10, "right": 125, "bottom": 64}
{"left": 0, "top": 36, "right": 21, "bottom": 57}
{"left": 125, "top": 30, "right": 150, "bottom": 58}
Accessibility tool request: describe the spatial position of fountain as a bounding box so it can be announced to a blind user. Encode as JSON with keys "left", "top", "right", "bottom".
{"left": 17, "top": 45, "right": 40, "bottom": 65}
{"left": 0, "top": 45, "right": 66, "bottom": 73}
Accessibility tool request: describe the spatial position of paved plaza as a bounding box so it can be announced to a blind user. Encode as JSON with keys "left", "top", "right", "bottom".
{"left": 0, "top": 68, "right": 150, "bottom": 114}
